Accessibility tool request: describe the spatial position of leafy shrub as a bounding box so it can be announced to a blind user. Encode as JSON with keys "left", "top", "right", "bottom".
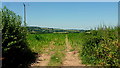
{"left": 81, "top": 26, "right": 119, "bottom": 66}
{"left": 1, "top": 6, "right": 36, "bottom": 68}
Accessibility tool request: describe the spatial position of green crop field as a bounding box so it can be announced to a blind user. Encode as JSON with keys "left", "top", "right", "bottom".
{"left": 27, "top": 33, "right": 66, "bottom": 66}
{"left": 27, "top": 26, "right": 119, "bottom": 67}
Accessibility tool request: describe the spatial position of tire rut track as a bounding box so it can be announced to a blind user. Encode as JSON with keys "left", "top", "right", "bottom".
{"left": 62, "top": 35, "right": 85, "bottom": 66}
{"left": 30, "top": 41, "right": 55, "bottom": 67}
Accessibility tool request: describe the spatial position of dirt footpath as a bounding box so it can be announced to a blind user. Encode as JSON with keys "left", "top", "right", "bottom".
{"left": 62, "top": 35, "right": 85, "bottom": 66}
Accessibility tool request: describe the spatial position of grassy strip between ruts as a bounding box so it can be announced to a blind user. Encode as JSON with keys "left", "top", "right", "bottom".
{"left": 48, "top": 34, "right": 66, "bottom": 66}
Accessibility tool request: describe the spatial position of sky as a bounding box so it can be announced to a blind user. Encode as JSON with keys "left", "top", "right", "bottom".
{"left": 2, "top": 2, "right": 118, "bottom": 30}
{"left": 1, "top": 0, "right": 119, "bottom": 2}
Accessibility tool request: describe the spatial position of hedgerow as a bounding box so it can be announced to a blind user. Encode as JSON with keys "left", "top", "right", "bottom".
{"left": 81, "top": 26, "right": 119, "bottom": 66}
{"left": 1, "top": 6, "right": 36, "bottom": 68}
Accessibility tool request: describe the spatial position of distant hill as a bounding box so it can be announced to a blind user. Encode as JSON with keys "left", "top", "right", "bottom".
{"left": 27, "top": 26, "right": 89, "bottom": 34}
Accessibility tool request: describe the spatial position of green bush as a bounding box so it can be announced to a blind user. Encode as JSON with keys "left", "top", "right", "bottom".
{"left": 68, "top": 26, "right": 119, "bottom": 66}
{"left": 81, "top": 26, "right": 119, "bottom": 66}
{"left": 1, "top": 6, "right": 36, "bottom": 68}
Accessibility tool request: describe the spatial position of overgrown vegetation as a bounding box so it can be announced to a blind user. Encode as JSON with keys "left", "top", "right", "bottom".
{"left": 68, "top": 26, "right": 119, "bottom": 67}
{"left": 1, "top": 6, "right": 36, "bottom": 68}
